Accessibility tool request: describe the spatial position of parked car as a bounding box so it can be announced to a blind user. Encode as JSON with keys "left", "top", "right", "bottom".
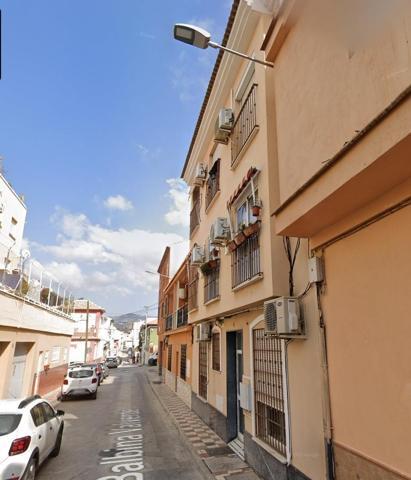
{"left": 81, "top": 363, "right": 103, "bottom": 384}
{"left": 61, "top": 367, "right": 99, "bottom": 400}
{"left": 148, "top": 352, "right": 158, "bottom": 366}
{"left": 0, "top": 395, "right": 64, "bottom": 480}
{"left": 105, "top": 357, "right": 119, "bottom": 368}
{"left": 99, "top": 362, "right": 109, "bottom": 379}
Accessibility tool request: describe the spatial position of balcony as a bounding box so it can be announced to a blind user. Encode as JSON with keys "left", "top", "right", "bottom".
{"left": 232, "top": 232, "right": 261, "bottom": 288}
{"left": 204, "top": 262, "right": 220, "bottom": 303}
{"left": 231, "top": 83, "right": 258, "bottom": 166}
{"left": 177, "top": 304, "right": 188, "bottom": 327}
{"left": 165, "top": 314, "right": 173, "bottom": 331}
{"left": 190, "top": 200, "right": 200, "bottom": 235}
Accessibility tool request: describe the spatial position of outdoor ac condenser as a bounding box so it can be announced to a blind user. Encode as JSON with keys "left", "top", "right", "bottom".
{"left": 264, "top": 296, "right": 304, "bottom": 337}
{"left": 196, "top": 323, "right": 211, "bottom": 342}
{"left": 214, "top": 108, "right": 233, "bottom": 143}
{"left": 191, "top": 245, "right": 205, "bottom": 265}
{"left": 210, "top": 217, "right": 230, "bottom": 244}
{"left": 193, "top": 164, "right": 207, "bottom": 186}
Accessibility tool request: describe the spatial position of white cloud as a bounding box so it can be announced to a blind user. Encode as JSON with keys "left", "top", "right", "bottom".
{"left": 104, "top": 195, "right": 134, "bottom": 211}
{"left": 164, "top": 178, "right": 190, "bottom": 227}
{"left": 34, "top": 209, "right": 189, "bottom": 305}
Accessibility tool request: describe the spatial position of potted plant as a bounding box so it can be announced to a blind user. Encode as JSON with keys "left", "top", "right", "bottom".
{"left": 200, "top": 262, "right": 213, "bottom": 275}
{"left": 227, "top": 240, "right": 237, "bottom": 252}
{"left": 251, "top": 200, "right": 262, "bottom": 217}
{"left": 244, "top": 220, "right": 261, "bottom": 237}
{"left": 234, "top": 224, "right": 247, "bottom": 246}
{"left": 211, "top": 247, "right": 219, "bottom": 258}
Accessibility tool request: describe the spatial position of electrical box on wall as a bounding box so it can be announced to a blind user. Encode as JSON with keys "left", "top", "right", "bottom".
{"left": 308, "top": 256, "right": 324, "bottom": 283}
{"left": 239, "top": 382, "right": 252, "bottom": 411}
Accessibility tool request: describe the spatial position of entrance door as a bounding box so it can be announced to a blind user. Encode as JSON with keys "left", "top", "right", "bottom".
{"left": 175, "top": 350, "right": 179, "bottom": 391}
{"left": 8, "top": 343, "right": 30, "bottom": 398}
{"left": 235, "top": 332, "right": 244, "bottom": 441}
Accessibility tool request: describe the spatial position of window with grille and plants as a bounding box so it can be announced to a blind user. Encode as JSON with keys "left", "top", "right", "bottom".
{"left": 167, "top": 345, "right": 173, "bottom": 371}
{"left": 212, "top": 332, "right": 221, "bottom": 371}
{"left": 253, "top": 329, "right": 287, "bottom": 456}
{"left": 180, "top": 344, "right": 187, "bottom": 380}
{"left": 205, "top": 159, "right": 220, "bottom": 209}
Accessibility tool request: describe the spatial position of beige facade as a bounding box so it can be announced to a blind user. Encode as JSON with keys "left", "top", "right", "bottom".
{"left": 0, "top": 289, "right": 74, "bottom": 400}
{"left": 263, "top": 1, "right": 411, "bottom": 478}
{"left": 182, "top": 2, "right": 327, "bottom": 479}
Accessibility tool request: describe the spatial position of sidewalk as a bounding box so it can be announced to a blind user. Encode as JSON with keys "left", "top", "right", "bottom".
{"left": 145, "top": 366, "right": 261, "bottom": 480}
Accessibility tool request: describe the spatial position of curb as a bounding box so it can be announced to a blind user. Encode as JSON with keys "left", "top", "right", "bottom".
{"left": 144, "top": 368, "right": 215, "bottom": 480}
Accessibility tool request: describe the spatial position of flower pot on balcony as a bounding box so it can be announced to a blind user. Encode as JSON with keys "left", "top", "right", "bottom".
{"left": 200, "top": 262, "right": 213, "bottom": 275}
{"left": 244, "top": 220, "right": 261, "bottom": 238}
{"left": 227, "top": 240, "right": 237, "bottom": 252}
{"left": 234, "top": 231, "right": 246, "bottom": 246}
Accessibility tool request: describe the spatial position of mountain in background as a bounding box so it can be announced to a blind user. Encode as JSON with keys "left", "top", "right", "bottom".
{"left": 111, "top": 312, "right": 145, "bottom": 333}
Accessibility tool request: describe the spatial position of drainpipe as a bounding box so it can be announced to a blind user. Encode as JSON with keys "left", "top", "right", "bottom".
{"left": 316, "top": 282, "right": 335, "bottom": 480}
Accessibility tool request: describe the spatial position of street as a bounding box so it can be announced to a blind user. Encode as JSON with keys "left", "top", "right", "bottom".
{"left": 37, "top": 365, "right": 212, "bottom": 480}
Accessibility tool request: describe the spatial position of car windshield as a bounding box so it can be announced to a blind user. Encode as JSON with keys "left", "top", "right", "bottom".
{"left": 0, "top": 414, "right": 22, "bottom": 436}
{"left": 69, "top": 370, "right": 93, "bottom": 378}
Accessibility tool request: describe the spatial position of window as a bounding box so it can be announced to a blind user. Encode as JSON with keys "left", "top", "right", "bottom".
{"left": 41, "top": 403, "right": 56, "bottom": 421}
{"left": 236, "top": 191, "right": 259, "bottom": 231}
{"left": 253, "top": 329, "right": 287, "bottom": 456}
{"left": 0, "top": 414, "right": 22, "bottom": 436}
{"left": 190, "top": 187, "right": 201, "bottom": 235}
{"left": 30, "top": 405, "right": 46, "bottom": 427}
{"left": 204, "top": 261, "right": 220, "bottom": 303}
{"left": 205, "top": 159, "right": 220, "bottom": 209}
{"left": 212, "top": 332, "right": 221, "bottom": 371}
{"left": 180, "top": 344, "right": 187, "bottom": 380}
{"left": 198, "top": 342, "right": 208, "bottom": 399}
{"left": 68, "top": 370, "right": 93, "bottom": 378}
{"left": 51, "top": 346, "right": 60, "bottom": 363}
{"left": 188, "top": 263, "right": 199, "bottom": 311}
{"left": 167, "top": 345, "right": 173, "bottom": 371}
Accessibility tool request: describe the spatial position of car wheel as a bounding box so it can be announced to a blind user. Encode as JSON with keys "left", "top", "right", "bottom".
{"left": 50, "top": 428, "right": 63, "bottom": 457}
{"left": 24, "top": 457, "right": 37, "bottom": 480}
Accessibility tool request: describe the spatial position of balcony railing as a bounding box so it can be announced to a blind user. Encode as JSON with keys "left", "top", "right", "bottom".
{"left": 204, "top": 264, "right": 220, "bottom": 303}
{"left": 190, "top": 200, "right": 200, "bottom": 235}
{"left": 177, "top": 304, "right": 188, "bottom": 327}
{"left": 231, "top": 83, "right": 258, "bottom": 166}
{"left": 232, "top": 232, "right": 261, "bottom": 288}
{"left": 165, "top": 314, "right": 173, "bottom": 331}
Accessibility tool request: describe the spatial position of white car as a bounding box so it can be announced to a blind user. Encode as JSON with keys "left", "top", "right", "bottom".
{"left": 0, "top": 395, "right": 64, "bottom": 480}
{"left": 61, "top": 367, "right": 99, "bottom": 400}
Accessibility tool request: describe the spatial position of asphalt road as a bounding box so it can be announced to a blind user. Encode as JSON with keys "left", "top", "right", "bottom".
{"left": 37, "top": 365, "right": 212, "bottom": 480}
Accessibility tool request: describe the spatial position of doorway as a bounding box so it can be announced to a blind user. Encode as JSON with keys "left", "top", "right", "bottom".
{"left": 226, "top": 331, "right": 244, "bottom": 442}
{"left": 8, "top": 342, "right": 31, "bottom": 398}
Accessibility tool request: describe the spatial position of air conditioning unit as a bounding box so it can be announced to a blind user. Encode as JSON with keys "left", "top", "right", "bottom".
{"left": 214, "top": 108, "right": 234, "bottom": 143}
{"left": 191, "top": 245, "right": 205, "bottom": 265}
{"left": 196, "top": 323, "right": 211, "bottom": 342}
{"left": 178, "top": 287, "right": 186, "bottom": 300}
{"left": 264, "top": 297, "right": 304, "bottom": 337}
{"left": 210, "top": 218, "right": 230, "bottom": 244}
{"left": 193, "top": 164, "right": 207, "bottom": 186}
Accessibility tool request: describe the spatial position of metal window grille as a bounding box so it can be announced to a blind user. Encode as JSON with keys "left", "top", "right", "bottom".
{"left": 205, "top": 160, "right": 220, "bottom": 209}
{"left": 253, "top": 329, "right": 287, "bottom": 456}
{"left": 204, "top": 263, "right": 220, "bottom": 303}
{"left": 177, "top": 304, "right": 188, "bottom": 327}
{"left": 232, "top": 232, "right": 261, "bottom": 288}
{"left": 231, "top": 84, "right": 258, "bottom": 165}
{"left": 212, "top": 332, "right": 220, "bottom": 371}
{"left": 188, "top": 264, "right": 199, "bottom": 311}
{"left": 180, "top": 344, "right": 187, "bottom": 380}
{"left": 198, "top": 342, "right": 208, "bottom": 399}
{"left": 167, "top": 345, "right": 173, "bottom": 371}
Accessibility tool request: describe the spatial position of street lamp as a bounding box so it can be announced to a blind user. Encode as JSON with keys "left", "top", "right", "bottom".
{"left": 145, "top": 270, "right": 170, "bottom": 279}
{"left": 173, "top": 23, "right": 274, "bottom": 68}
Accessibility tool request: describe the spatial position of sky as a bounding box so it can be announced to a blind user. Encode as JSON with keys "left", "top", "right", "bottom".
{"left": 0, "top": 0, "right": 231, "bottom": 315}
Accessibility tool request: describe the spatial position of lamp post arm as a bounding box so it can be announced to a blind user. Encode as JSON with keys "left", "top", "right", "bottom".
{"left": 209, "top": 41, "right": 274, "bottom": 68}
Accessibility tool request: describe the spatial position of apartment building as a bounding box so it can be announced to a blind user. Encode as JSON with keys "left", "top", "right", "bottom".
{"left": 0, "top": 170, "right": 75, "bottom": 400}
{"left": 69, "top": 299, "right": 107, "bottom": 363}
{"left": 261, "top": 1, "right": 411, "bottom": 478}
{"left": 181, "top": 2, "right": 326, "bottom": 478}
{"left": 157, "top": 247, "right": 192, "bottom": 406}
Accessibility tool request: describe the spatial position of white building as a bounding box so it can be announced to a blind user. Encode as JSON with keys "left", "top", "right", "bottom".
{"left": 0, "top": 172, "right": 27, "bottom": 271}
